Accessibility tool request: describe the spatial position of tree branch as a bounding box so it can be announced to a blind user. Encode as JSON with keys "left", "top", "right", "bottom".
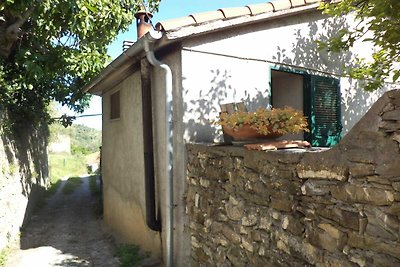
{"left": 0, "top": 5, "right": 35, "bottom": 58}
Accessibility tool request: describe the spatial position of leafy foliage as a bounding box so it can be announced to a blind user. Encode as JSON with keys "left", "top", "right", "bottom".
{"left": 319, "top": 0, "right": 400, "bottom": 91}
{"left": 215, "top": 107, "right": 309, "bottom": 135}
{"left": 0, "top": 0, "right": 160, "bottom": 125}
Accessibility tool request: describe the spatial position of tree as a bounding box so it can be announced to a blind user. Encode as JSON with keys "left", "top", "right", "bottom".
{"left": 0, "top": 0, "right": 160, "bottom": 126}
{"left": 319, "top": 0, "right": 400, "bottom": 91}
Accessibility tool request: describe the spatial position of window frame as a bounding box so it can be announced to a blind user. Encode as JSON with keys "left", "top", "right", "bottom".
{"left": 270, "top": 66, "right": 342, "bottom": 147}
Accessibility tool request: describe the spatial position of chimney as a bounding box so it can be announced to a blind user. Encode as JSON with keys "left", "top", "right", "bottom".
{"left": 135, "top": 10, "right": 153, "bottom": 39}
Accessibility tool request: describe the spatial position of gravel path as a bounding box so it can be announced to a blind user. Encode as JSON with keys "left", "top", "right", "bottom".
{"left": 5, "top": 175, "right": 120, "bottom": 267}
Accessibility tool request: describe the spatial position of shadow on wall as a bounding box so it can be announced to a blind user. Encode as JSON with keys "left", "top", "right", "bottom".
{"left": 0, "top": 112, "right": 49, "bottom": 227}
{"left": 183, "top": 69, "right": 269, "bottom": 142}
{"left": 273, "top": 15, "right": 389, "bottom": 134}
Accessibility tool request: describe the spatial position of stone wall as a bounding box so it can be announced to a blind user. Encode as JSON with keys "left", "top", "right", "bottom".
{"left": 186, "top": 90, "right": 400, "bottom": 266}
{"left": 0, "top": 112, "right": 49, "bottom": 251}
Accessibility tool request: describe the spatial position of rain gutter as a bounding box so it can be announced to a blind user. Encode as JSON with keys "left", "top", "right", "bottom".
{"left": 143, "top": 30, "right": 174, "bottom": 267}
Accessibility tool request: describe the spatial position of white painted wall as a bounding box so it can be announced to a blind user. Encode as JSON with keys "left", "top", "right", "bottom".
{"left": 180, "top": 9, "right": 398, "bottom": 142}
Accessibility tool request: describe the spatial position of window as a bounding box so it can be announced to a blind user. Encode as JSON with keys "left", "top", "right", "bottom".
{"left": 110, "top": 90, "right": 120, "bottom": 120}
{"left": 271, "top": 69, "right": 341, "bottom": 147}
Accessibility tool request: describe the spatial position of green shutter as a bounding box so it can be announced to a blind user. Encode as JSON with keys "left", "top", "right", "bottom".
{"left": 306, "top": 75, "right": 342, "bottom": 147}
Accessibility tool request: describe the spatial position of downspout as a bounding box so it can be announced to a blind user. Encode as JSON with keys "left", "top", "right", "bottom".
{"left": 141, "top": 58, "right": 161, "bottom": 232}
{"left": 143, "top": 31, "right": 174, "bottom": 267}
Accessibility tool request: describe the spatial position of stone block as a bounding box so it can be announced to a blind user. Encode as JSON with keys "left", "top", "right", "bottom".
{"left": 281, "top": 215, "right": 304, "bottom": 236}
{"left": 393, "top": 182, "right": 400, "bottom": 191}
{"left": 307, "top": 224, "right": 347, "bottom": 253}
{"left": 241, "top": 238, "right": 255, "bottom": 253}
{"left": 277, "top": 239, "right": 290, "bottom": 254}
{"left": 199, "top": 178, "right": 210, "bottom": 188}
{"left": 349, "top": 163, "right": 375, "bottom": 178}
{"left": 270, "top": 178, "right": 299, "bottom": 194}
{"left": 251, "top": 231, "right": 262, "bottom": 242}
{"left": 316, "top": 206, "right": 359, "bottom": 231}
{"left": 225, "top": 203, "right": 243, "bottom": 221}
{"left": 271, "top": 196, "right": 293, "bottom": 212}
{"left": 378, "top": 121, "right": 400, "bottom": 132}
{"left": 322, "top": 254, "right": 354, "bottom": 267}
{"left": 212, "top": 235, "right": 228, "bottom": 247}
{"left": 194, "top": 247, "right": 209, "bottom": 262}
{"left": 301, "top": 180, "right": 334, "bottom": 196}
{"left": 301, "top": 242, "right": 323, "bottom": 265}
{"left": 387, "top": 203, "right": 400, "bottom": 216}
{"left": 222, "top": 225, "right": 241, "bottom": 244}
{"left": 331, "top": 184, "right": 394, "bottom": 205}
{"left": 393, "top": 132, "right": 400, "bottom": 145}
{"left": 386, "top": 89, "right": 400, "bottom": 99}
{"left": 216, "top": 213, "right": 229, "bottom": 222}
{"left": 365, "top": 208, "right": 399, "bottom": 240}
{"left": 382, "top": 109, "right": 400, "bottom": 121}
{"left": 242, "top": 214, "right": 258, "bottom": 227}
{"left": 367, "top": 175, "right": 392, "bottom": 185}
{"left": 371, "top": 253, "right": 400, "bottom": 266}
{"left": 211, "top": 221, "right": 223, "bottom": 234}
{"left": 227, "top": 247, "right": 246, "bottom": 266}
{"left": 345, "top": 149, "right": 375, "bottom": 164}
{"left": 375, "top": 159, "right": 400, "bottom": 178}
{"left": 348, "top": 231, "right": 400, "bottom": 259}
{"left": 228, "top": 171, "right": 245, "bottom": 189}
{"left": 259, "top": 216, "right": 272, "bottom": 231}
{"left": 297, "top": 167, "right": 348, "bottom": 181}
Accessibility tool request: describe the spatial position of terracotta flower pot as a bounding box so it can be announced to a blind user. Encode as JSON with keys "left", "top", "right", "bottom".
{"left": 222, "top": 124, "right": 283, "bottom": 141}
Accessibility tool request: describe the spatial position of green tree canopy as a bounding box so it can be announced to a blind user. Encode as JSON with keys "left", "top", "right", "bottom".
{"left": 319, "top": 0, "right": 400, "bottom": 91}
{"left": 0, "top": 0, "right": 159, "bottom": 125}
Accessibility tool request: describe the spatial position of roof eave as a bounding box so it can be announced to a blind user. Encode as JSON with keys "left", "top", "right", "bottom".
{"left": 83, "top": 32, "right": 168, "bottom": 95}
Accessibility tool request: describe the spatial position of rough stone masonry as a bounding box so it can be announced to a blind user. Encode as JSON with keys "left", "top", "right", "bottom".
{"left": 186, "top": 89, "right": 400, "bottom": 266}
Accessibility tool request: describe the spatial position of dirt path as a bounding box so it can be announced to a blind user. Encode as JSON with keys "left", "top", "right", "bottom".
{"left": 5, "top": 175, "right": 120, "bottom": 267}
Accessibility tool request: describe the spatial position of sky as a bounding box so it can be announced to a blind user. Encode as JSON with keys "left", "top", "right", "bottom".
{"left": 73, "top": 0, "right": 268, "bottom": 129}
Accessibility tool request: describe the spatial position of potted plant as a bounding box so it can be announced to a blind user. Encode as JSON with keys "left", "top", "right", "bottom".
{"left": 214, "top": 106, "right": 309, "bottom": 142}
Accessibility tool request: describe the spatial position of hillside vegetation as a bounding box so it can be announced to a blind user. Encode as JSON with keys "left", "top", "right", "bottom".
{"left": 48, "top": 123, "right": 101, "bottom": 183}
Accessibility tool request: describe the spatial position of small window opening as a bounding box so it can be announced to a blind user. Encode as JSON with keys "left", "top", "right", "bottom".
{"left": 110, "top": 90, "right": 120, "bottom": 120}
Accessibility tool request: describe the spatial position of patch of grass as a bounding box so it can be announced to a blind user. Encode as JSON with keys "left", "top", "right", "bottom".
{"left": 114, "top": 244, "right": 147, "bottom": 267}
{"left": 49, "top": 153, "right": 87, "bottom": 184}
{"left": 89, "top": 175, "right": 101, "bottom": 196}
{"left": 45, "top": 179, "right": 62, "bottom": 197}
{"left": 0, "top": 246, "right": 10, "bottom": 267}
{"left": 62, "top": 176, "right": 83, "bottom": 195}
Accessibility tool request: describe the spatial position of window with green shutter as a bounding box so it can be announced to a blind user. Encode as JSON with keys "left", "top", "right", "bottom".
{"left": 304, "top": 75, "right": 342, "bottom": 147}
{"left": 270, "top": 67, "right": 342, "bottom": 147}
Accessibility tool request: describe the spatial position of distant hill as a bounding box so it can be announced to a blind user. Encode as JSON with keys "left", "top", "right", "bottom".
{"left": 49, "top": 123, "right": 101, "bottom": 155}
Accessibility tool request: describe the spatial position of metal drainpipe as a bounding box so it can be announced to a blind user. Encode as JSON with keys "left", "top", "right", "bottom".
{"left": 143, "top": 31, "right": 174, "bottom": 267}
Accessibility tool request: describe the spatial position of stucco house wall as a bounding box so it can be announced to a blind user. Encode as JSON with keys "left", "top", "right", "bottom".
{"left": 101, "top": 72, "right": 161, "bottom": 256}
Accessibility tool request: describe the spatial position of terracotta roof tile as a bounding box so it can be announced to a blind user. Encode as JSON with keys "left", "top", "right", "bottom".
{"left": 155, "top": 16, "right": 196, "bottom": 31}
{"left": 246, "top": 3, "right": 274, "bottom": 15}
{"left": 190, "top": 11, "right": 225, "bottom": 24}
{"left": 156, "top": 0, "right": 321, "bottom": 32}
{"left": 290, "top": 0, "right": 307, "bottom": 7}
{"left": 270, "top": 0, "right": 293, "bottom": 11}
{"left": 218, "top": 7, "right": 252, "bottom": 19}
